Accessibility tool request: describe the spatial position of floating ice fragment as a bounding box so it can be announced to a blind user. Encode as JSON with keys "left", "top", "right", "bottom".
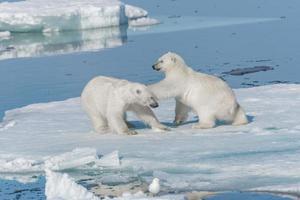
{"left": 124, "top": 5, "right": 148, "bottom": 19}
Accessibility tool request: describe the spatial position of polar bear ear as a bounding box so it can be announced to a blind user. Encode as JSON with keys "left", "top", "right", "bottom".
{"left": 136, "top": 89, "right": 142, "bottom": 94}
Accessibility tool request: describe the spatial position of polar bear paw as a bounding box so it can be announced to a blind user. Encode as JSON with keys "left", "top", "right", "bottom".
{"left": 125, "top": 130, "right": 138, "bottom": 135}
{"left": 192, "top": 122, "right": 215, "bottom": 129}
{"left": 152, "top": 124, "right": 171, "bottom": 132}
{"left": 174, "top": 119, "right": 184, "bottom": 126}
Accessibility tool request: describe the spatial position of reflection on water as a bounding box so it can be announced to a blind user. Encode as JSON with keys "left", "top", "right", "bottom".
{"left": 0, "top": 25, "right": 128, "bottom": 60}
{"left": 0, "top": 15, "right": 280, "bottom": 61}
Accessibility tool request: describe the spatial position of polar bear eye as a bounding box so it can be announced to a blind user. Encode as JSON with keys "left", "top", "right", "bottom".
{"left": 136, "top": 89, "right": 141, "bottom": 94}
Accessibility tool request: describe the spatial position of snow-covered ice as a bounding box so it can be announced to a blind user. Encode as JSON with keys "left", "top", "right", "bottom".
{"left": 1, "top": 84, "right": 300, "bottom": 196}
{"left": 46, "top": 169, "right": 100, "bottom": 200}
{"left": 0, "top": 0, "right": 158, "bottom": 33}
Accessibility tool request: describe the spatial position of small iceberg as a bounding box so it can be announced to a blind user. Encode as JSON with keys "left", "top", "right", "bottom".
{"left": 0, "top": 0, "right": 158, "bottom": 33}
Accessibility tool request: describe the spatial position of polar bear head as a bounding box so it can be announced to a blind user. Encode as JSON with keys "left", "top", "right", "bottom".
{"left": 129, "top": 83, "right": 159, "bottom": 108}
{"left": 152, "top": 52, "right": 185, "bottom": 72}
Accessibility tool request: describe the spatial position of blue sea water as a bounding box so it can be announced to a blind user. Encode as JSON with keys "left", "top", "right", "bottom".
{"left": 0, "top": 0, "right": 300, "bottom": 199}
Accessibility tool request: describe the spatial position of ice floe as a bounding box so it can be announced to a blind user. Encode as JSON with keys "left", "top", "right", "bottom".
{"left": 0, "top": 0, "right": 158, "bottom": 33}
{"left": 1, "top": 84, "right": 300, "bottom": 195}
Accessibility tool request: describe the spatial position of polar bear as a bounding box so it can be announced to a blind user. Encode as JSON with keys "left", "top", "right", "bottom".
{"left": 81, "top": 76, "right": 169, "bottom": 135}
{"left": 149, "top": 52, "right": 248, "bottom": 129}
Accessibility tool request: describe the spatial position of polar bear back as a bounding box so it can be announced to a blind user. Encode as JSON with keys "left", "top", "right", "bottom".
{"left": 81, "top": 76, "right": 128, "bottom": 114}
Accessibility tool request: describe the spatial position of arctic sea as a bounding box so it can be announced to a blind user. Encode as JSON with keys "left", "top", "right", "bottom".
{"left": 0, "top": 0, "right": 300, "bottom": 199}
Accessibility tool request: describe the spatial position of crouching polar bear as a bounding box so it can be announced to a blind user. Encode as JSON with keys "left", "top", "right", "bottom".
{"left": 149, "top": 52, "right": 248, "bottom": 129}
{"left": 81, "top": 76, "right": 169, "bottom": 135}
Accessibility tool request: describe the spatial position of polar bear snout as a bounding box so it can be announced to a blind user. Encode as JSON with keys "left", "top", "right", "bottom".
{"left": 152, "top": 64, "right": 160, "bottom": 71}
{"left": 150, "top": 101, "right": 159, "bottom": 108}
{"left": 149, "top": 97, "right": 159, "bottom": 108}
{"left": 152, "top": 60, "right": 163, "bottom": 71}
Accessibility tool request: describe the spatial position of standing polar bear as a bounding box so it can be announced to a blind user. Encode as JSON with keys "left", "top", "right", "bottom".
{"left": 81, "top": 76, "right": 169, "bottom": 135}
{"left": 149, "top": 52, "right": 248, "bottom": 129}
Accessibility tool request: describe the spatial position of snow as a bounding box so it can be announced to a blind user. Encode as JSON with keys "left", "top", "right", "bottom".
{"left": 0, "top": 0, "right": 158, "bottom": 33}
{"left": 1, "top": 84, "right": 300, "bottom": 196}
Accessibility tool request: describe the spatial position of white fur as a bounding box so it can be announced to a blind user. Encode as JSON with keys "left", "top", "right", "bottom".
{"left": 148, "top": 178, "right": 160, "bottom": 195}
{"left": 81, "top": 76, "right": 169, "bottom": 135}
{"left": 149, "top": 52, "right": 248, "bottom": 128}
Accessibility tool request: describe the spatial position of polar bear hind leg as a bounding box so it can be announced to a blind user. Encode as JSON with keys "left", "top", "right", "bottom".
{"left": 232, "top": 105, "right": 249, "bottom": 126}
{"left": 192, "top": 110, "right": 216, "bottom": 129}
{"left": 86, "top": 108, "right": 109, "bottom": 133}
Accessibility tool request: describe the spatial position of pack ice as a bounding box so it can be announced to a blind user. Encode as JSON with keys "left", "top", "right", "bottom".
{"left": 0, "top": 0, "right": 159, "bottom": 33}
{"left": 1, "top": 84, "right": 300, "bottom": 197}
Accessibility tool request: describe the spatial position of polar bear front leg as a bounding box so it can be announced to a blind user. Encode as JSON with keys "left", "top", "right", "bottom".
{"left": 108, "top": 109, "right": 138, "bottom": 135}
{"left": 129, "top": 104, "right": 170, "bottom": 132}
{"left": 174, "top": 99, "right": 190, "bottom": 126}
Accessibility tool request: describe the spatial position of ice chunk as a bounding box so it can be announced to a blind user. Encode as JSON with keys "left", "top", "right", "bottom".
{"left": 45, "top": 148, "right": 98, "bottom": 170}
{"left": 129, "top": 17, "right": 160, "bottom": 27}
{"left": 124, "top": 5, "right": 147, "bottom": 19}
{"left": 45, "top": 169, "right": 100, "bottom": 200}
{"left": 0, "top": 148, "right": 120, "bottom": 176}
{"left": 0, "top": 157, "right": 43, "bottom": 173}
{"left": 95, "top": 150, "right": 120, "bottom": 167}
{"left": 0, "top": 0, "right": 157, "bottom": 33}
